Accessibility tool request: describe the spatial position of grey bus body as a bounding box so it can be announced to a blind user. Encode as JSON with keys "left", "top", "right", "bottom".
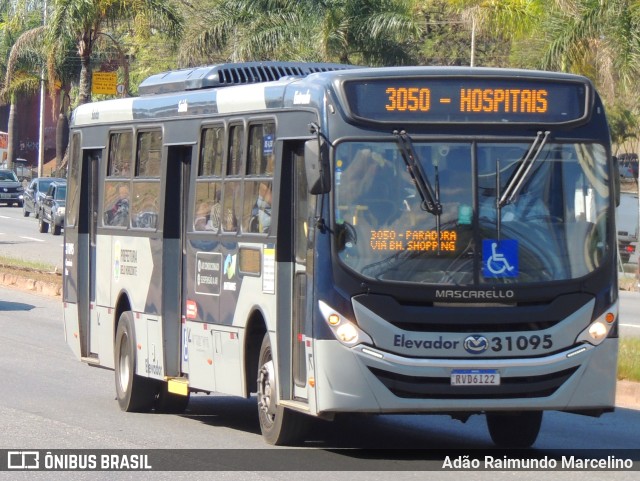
{"left": 63, "top": 62, "right": 618, "bottom": 447}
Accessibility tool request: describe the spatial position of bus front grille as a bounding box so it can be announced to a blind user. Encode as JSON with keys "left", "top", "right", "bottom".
{"left": 368, "top": 366, "right": 579, "bottom": 399}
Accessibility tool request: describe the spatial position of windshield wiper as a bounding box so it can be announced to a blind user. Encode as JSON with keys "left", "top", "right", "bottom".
{"left": 393, "top": 130, "right": 442, "bottom": 215}
{"left": 497, "top": 130, "right": 550, "bottom": 209}
{"left": 394, "top": 130, "right": 444, "bottom": 254}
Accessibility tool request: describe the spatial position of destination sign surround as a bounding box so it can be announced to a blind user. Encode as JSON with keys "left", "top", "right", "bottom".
{"left": 342, "top": 77, "right": 587, "bottom": 124}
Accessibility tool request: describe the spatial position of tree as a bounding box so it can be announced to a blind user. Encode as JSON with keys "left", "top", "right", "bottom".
{"left": 448, "top": 0, "right": 545, "bottom": 67}
{"left": 0, "top": 0, "right": 46, "bottom": 170}
{"left": 47, "top": 0, "right": 183, "bottom": 105}
{"left": 537, "top": 0, "right": 640, "bottom": 97}
{"left": 177, "top": 0, "right": 423, "bottom": 67}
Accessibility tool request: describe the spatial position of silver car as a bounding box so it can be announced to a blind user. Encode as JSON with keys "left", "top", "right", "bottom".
{"left": 23, "top": 177, "right": 66, "bottom": 218}
{"left": 0, "top": 170, "right": 25, "bottom": 207}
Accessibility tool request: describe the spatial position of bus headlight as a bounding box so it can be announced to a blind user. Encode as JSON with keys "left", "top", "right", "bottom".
{"left": 575, "top": 303, "right": 617, "bottom": 346}
{"left": 319, "top": 300, "right": 372, "bottom": 347}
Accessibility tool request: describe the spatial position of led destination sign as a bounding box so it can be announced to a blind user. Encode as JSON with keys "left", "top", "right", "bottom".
{"left": 343, "top": 77, "right": 588, "bottom": 124}
{"left": 370, "top": 229, "right": 458, "bottom": 252}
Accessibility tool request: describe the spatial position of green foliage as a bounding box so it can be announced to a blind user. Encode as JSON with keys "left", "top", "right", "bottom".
{"left": 176, "top": 0, "right": 422, "bottom": 67}
{"left": 1, "top": 0, "right": 639, "bottom": 151}
{"left": 618, "top": 338, "right": 640, "bottom": 382}
{"left": 608, "top": 103, "right": 639, "bottom": 153}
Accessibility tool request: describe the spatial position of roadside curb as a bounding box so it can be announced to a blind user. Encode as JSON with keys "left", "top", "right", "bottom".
{"left": 0, "top": 271, "right": 62, "bottom": 297}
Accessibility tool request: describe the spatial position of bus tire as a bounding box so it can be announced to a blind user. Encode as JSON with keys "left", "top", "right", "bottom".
{"left": 155, "top": 383, "right": 190, "bottom": 413}
{"left": 257, "top": 333, "right": 308, "bottom": 445}
{"left": 486, "top": 411, "right": 542, "bottom": 448}
{"left": 114, "top": 311, "right": 156, "bottom": 412}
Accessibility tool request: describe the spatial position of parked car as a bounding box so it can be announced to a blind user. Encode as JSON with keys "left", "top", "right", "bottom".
{"left": 617, "top": 192, "right": 639, "bottom": 262}
{"left": 23, "top": 177, "right": 66, "bottom": 218}
{"left": 0, "top": 169, "right": 25, "bottom": 207}
{"left": 39, "top": 181, "right": 66, "bottom": 235}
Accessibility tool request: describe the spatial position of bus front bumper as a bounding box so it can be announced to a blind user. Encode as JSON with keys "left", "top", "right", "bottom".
{"left": 312, "top": 338, "right": 618, "bottom": 415}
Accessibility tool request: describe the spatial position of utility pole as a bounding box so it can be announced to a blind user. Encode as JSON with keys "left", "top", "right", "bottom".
{"left": 37, "top": 0, "right": 48, "bottom": 178}
{"left": 470, "top": 17, "right": 476, "bottom": 67}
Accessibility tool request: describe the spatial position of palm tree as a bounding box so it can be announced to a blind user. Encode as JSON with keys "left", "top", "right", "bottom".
{"left": 48, "top": 0, "right": 183, "bottom": 105}
{"left": 449, "top": 0, "right": 545, "bottom": 67}
{"left": 177, "top": 0, "right": 422, "bottom": 67}
{"left": 537, "top": 0, "right": 640, "bottom": 100}
{"left": 0, "top": 0, "right": 45, "bottom": 170}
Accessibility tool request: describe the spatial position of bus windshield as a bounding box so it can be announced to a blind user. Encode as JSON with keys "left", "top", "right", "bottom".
{"left": 334, "top": 140, "right": 610, "bottom": 285}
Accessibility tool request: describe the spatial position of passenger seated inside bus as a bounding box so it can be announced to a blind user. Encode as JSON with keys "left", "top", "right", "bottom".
{"left": 194, "top": 193, "right": 222, "bottom": 232}
{"left": 249, "top": 181, "right": 272, "bottom": 233}
{"left": 104, "top": 184, "right": 130, "bottom": 227}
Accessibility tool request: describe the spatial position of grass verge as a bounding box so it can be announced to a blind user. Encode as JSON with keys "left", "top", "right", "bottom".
{"left": 619, "top": 338, "right": 640, "bottom": 382}
{"left": 0, "top": 256, "right": 61, "bottom": 286}
{"left": 0, "top": 255, "right": 56, "bottom": 272}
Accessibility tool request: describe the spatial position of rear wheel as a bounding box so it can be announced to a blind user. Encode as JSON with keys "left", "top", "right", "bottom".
{"left": 257, "top": 333, "right": 309, "bottom": 445}
{"left": 38, "top": 216, "right": 49, "bottom": 233}
{"left": 486, "top": 411, "right": 543, "bottom": 448}
{"left": 114, "top": 311, "right": 156, "bottom": 412}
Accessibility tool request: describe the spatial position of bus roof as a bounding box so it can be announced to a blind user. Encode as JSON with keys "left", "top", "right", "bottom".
{"left": 71, "top": 63, "right": 596, "bottom": 128}
{"left": 138, "top": 61, "right": 360, "bottom": 95}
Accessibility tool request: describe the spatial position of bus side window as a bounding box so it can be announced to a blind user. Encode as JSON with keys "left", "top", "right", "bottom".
{"left": 244, "top": 123, "right": 275, "bottom": 233}
{"left": 194, "top": 126, "right": 225, "bottom": 232}
{"left": 131, "top": 131, "right": 161, "bottom": 229}
{"left": 103, "top": 181, "right": 130, "bottom": 227}
{"left": 221, "top": 181, "right": 240, "bottom": 233}
{"left": 108, "top": 132, "right": 132, "bottom": 177}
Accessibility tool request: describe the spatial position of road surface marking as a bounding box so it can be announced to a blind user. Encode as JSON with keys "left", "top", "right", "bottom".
{"left": 620, "top": 323, "right": 640, "bottom": 329}
{"left": 19, "top": 236, "right": 45, "bottom": 243}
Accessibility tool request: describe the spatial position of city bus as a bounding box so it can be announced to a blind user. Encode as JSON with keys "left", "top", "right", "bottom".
{"left": 63, "top": 62, "right": 619, "bottom": 448}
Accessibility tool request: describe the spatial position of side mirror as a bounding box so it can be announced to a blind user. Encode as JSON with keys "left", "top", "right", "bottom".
{"left": 612, "top": 155, "right": 621, "bottom": 207}
{"left": 304, "top": 139, "right": 330, "bottom": 195}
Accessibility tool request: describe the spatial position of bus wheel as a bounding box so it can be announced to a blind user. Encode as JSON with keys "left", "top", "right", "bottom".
{"left": 486, "top": 411, "right": 542, "bottom": 448}
{"left": 114, "top": 311, "right": 156, "bottom": 412}
{"left": 257, "top": 333, "right": 308, "bottom": 445}
{"left": 155, "top": 383, "right": 190, "bottom": 413}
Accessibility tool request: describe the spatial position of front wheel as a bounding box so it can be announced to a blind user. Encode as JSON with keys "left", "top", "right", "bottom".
{"left": 114, "top": 311, "right": 157, "bottom": 412}
{"left": 486, "top": 411, "right": 543, "bottom": 448}
{"left": 257, "top": 333, "right": 309, "bottom": 445}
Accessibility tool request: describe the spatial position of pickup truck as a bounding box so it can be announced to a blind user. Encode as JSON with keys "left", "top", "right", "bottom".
{"left": 39, "top": 180, "right": 66, "bottom": 235}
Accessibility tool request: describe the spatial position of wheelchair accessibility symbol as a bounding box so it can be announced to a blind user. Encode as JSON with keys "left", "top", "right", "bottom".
{"left": 483, "top": 239, "right": 518, "bottom": 278}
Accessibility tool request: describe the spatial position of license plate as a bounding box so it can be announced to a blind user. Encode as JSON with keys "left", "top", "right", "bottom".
{"left": 451, "top": 369, "right": 500, "bottom": 386}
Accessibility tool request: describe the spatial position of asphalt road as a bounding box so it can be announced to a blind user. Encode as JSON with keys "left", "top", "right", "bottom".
{"left": 0, "top": 287, "right": 638, "bottom": 480}
{"left": 620, "top": 290, "right": 640, "bottom": 338}
{"left": 0, "top": 204, "right": 64, "bottom": 271}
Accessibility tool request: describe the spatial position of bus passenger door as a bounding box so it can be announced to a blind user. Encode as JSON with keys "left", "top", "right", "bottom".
{"left": 163, "top": 145, "right": 192, "bottom": 378}
{"left": 291, "top": 146, "right": 313, "bottom": 400}
{"left": 64, "top": 146, "right": 101, "bottom": 360}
